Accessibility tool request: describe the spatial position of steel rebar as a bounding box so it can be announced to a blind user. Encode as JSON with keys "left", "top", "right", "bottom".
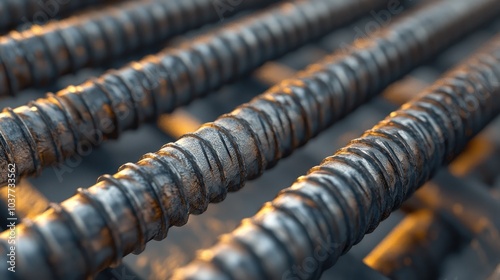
{"left": 1, "top": 0, "right": 499, "bottom": 279}
{"left": 0, "top": 0, "right": 118, "bottom": 33}
{"left": 0, "top": 0, "right": 277, "bottom": 96}
{"left": 365, "top": 140, "right": 500, "bottom": 279}
{"left": 172, "top": 35, "right": 500, "bottom": 280}
{"left": 364, "top": 210, "right": 461, "bottom": 280}
{"left": 0, "top": 0, "right": 389, "bottom": 184}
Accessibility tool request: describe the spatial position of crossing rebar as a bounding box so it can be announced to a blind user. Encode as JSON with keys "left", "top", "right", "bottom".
{"left": 172, "top": 35, "right": 500, "bottom": 280}
{"left": 0, "top": 0, "right": 388, "bottom": 184}
{"left": 1, "top": 0, "right": 499, "bottom": 279}
{"left": 0, "top": 0, "right": 117, "bottom": 33}
{"left": 0, "top": 0, "right": 277, "bottom": 96}
{"left": 364, "top": 210, "right": 461, "bottom": 280}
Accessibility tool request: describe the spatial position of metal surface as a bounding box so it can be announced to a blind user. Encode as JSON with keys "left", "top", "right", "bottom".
{"left": 0, "top": 1, "right": 499, "bottom": 279}
{"left": 369, "top": 153, "right": 500, "bottom": 280}
{"left": 0, "top": 0, "right": 389, "bottom": 184}
{"left": 364, "top": 145, "right": 500, "bottom": 280}
{"left": 172, "top": 34, "right": 500, "bottom": 280}
{"left": 364, "top": 210, "right": 461, "bottom": 280}
{"left": 0, "top": 0, "right": 118, "bottom": 33}
{"left": 0, "top": 0, "right": 277, "bottom": 96}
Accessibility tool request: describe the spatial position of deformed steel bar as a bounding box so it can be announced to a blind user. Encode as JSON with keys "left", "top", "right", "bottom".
{"left": 364, "top": 210, "right": 461, "bottom": 280}
{"left": 407, "top": 172, "right": 500, "bottom": 278}
{"left": 172, "top": 35, "right": 500, "bottom": 280}
{"left": 0, "top": 0, "right": 118, "bottom": 33}
{"left": 0, "top": 1, "right": 499, "bottom": 279}
{"left": 0, "top": 0, "right": 389, "bottom": 184}
{"left": 365, "top": 142, "right": 500, "bottom": 279}
{"left": 0, "top": 0, "right": 278, "bottom": 96}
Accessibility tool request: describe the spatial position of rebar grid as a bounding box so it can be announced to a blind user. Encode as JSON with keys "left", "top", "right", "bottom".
{"left": 0, "top": 0, "right": 387, "bottom": 184}
{"left": 0, "top": 0, "right": 277, "bottom": 96}
{"left": 172, "top": 36, "right": 500, "bottom": 280}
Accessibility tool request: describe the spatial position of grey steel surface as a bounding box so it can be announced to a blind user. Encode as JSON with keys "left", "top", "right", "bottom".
{"left": 0, "top": 1, "right": 498, "bottom": 279}
{"left": 173, "top": 34, "right": 500, "bottom": 279}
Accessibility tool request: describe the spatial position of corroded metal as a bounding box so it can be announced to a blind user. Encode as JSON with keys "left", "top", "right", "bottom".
{"left": 0, "top": 0, "right": 117, "bottom": 32}
{"left": 0, "top": 0, "right": 388, "bottom": 184}
{"left": 172, "top": 35, "right": 500, "bottom": 280}
{"left": 0, "top": 1, "right": 499, "bottom": 279}
{"left": 365, "top": 133, "right": 500, "bottom": 279}
{"left": 0, "top": 0, "right": 277, "bottom": 96}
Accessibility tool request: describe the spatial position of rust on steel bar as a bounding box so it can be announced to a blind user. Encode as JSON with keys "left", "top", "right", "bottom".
{"left": 365, "top": 144, "right": 500, "bottom": 279}
{"left": 172, "top": 36, "right": 500, "bottom": 280}
{"left": 0, "top": 0, "right": 119, "bottom": 32}
{"left": 0, "top": 1, "right": 499, "bottom": 279}
{"left": 364, "top": 178, "right": 500, "bottom": 280}
{"left": 0, "top": 0, "right": 498, "bottom": 279}
{"left": 0, "top": 0, "right": 389, "bottom": 184}
{"left": 0, "top": 0, "right": 278, "bottom": 96}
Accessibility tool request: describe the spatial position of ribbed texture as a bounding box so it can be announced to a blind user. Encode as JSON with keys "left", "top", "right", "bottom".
{"left": 0, "top": 0, "right": 116, "bottom": 32}
{"left": 173, "top": 36, "right": 500, "bottom": 280}
{"left": 1, "top": 0, "right": 499, "bottom": 279}
{"left": 0, "top": 0, "right": 387, "bottom": 184}
{"left": 0, "top": 0, "right": 276, "bottom": 96}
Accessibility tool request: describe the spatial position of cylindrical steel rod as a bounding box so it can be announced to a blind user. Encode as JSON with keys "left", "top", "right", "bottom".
{"left": 0, "top": 0, "right": 388, "bottom": 184}
{"left": 1, "top": 1, "right": 499, "bottom": 279}
{"left": 172, "top": 35, "right": 500, "bottom": 280}
{"left": 365, "top": 180, "right": 500, "bottom": 280}
{"left": 364, "top": 210, "right": 460, "bottom": 280}
{"left": 0, "top": 0, "right": 277, "bottom": 96}
{"left": 365, "top": 140, "right": 500, "bottom": 279}
{"left": 0, "top": 0, "right": 118, "bottom": 33}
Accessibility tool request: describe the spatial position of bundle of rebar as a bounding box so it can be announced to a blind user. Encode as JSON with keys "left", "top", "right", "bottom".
{"left": 172, "top": 33, "right": 500, "bottom": 280}
{"left": 0, "top": 0, "right": 387, "bottom": 184}
{"left": 1, "top": 0, "right": 499, "bottom": 279}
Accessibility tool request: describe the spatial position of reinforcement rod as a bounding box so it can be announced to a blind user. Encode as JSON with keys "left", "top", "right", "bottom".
{"left": 0, "top": 0, "right": 387, "bottom": 184}
{"left": 172, "top": 35, "right": 500, "bottom": 280}
{"left": 364, "top": 210, "right": 460, "bottom": 280}
{"left": 0, "top": 0, "right": 277, "bottom": 96}
{"left": 0, "top": 0, "right": 118, "bottom": 32}
{"left": 1, "top": 0, "right": 499, "bottom": 279}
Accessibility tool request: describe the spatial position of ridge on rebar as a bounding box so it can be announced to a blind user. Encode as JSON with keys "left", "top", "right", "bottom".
{"left": 0, "top": 0, "right": 499, "bottom": 279}
{"left": 0, "top": 0, "right": 278, "bottom": 96}
{"left": 0, "top": 0, "right": 387, "bottom": 184}
{"left": 173, "top": 34, "right": 500, "bottom": 280}
{"left": 0, "top": 0, "right": 119, "bottom": 33}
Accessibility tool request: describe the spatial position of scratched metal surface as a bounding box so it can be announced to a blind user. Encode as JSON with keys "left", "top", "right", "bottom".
{"left": 1, "top": 5, "right": 500, "bottom": 280}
